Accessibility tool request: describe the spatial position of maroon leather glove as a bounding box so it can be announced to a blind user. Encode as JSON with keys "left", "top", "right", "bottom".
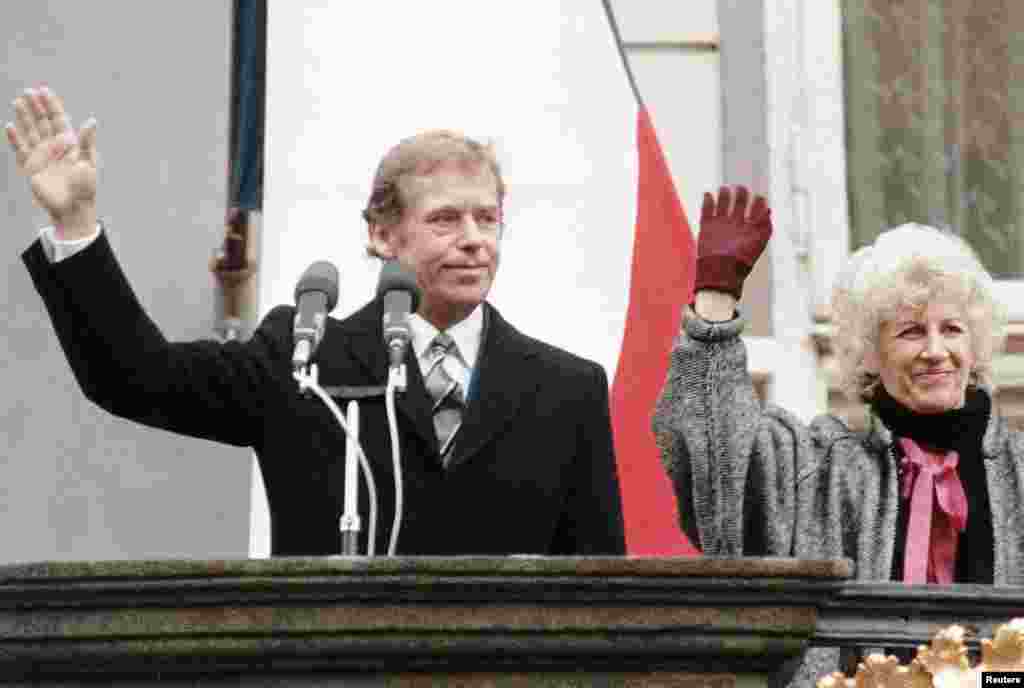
{"left": 694, "top": 185, "right": 772, "bottom": 299}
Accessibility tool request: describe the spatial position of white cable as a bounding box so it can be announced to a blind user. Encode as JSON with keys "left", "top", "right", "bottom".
{"left": 385, "top": 365, "right": 404, "bottom": 556}
{"left": 294, "top": 366, "right": 379, "bottom": 556}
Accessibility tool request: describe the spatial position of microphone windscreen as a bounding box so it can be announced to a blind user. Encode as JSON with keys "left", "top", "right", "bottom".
{"left": 294, "top": 261, "right": 340, "bottom": 311}
{"left": 376, "top": 260, "right": 421, "bottom": 312}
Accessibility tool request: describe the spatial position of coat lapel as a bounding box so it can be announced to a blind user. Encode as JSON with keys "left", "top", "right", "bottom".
{"left": 322, "top": 300, "right": 541, "bottom": 469}
{"left": 326, "top": 300, "right": 437, "bottom": 453}
{"left": 447, "top": 303, "right": 540, "bottom": 471}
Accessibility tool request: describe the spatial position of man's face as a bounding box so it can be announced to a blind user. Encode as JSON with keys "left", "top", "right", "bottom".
{"left": 370, "top": 162, "right": 502, "bottom": 330}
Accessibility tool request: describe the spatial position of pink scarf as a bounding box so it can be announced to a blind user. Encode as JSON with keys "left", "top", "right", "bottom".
{"left": 899, "top": 437, "right": 968, "bottom": 584}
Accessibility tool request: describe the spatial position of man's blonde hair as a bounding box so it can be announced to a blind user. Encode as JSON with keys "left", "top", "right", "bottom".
{"left": 362, "top": 130, "right": 504, "bottom": 258}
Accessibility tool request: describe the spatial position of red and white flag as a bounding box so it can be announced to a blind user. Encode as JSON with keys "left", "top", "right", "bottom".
{"left": 254, "top": 0, "right": 698, "bottom": 556}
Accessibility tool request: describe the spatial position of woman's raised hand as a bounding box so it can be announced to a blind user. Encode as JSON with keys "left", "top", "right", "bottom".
{"left": 692, "top": 186, "right": 772, "bottom": 321}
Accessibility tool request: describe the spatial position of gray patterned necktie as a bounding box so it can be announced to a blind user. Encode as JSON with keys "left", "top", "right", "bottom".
{"left": 423, "top": 333, "right": 464, "bottom": 465}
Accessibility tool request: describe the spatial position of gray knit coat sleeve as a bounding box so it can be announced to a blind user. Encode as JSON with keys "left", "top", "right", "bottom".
{"left": 651, "top": 309, "right": 842, "bottom": 560}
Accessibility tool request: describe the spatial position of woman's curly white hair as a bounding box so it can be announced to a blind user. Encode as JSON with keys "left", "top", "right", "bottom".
{"left": 830, "top": 223, "right": 1008, "bottom": 402}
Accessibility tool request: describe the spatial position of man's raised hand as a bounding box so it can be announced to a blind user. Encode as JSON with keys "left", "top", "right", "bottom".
{"left": 5, "top": 87, "right": 98, "bottom": 238}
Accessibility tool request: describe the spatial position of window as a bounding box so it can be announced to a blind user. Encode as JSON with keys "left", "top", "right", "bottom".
{"left": 843, "top": 1, "right": 1024, "bottom": 281}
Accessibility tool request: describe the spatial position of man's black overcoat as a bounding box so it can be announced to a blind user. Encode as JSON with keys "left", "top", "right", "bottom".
{"left": 24, "top": 234, "right": 626, "bottom": 556}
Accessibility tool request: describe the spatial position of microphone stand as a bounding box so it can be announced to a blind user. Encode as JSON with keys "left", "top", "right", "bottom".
{"left": 339, "top": 400, "right": 361, "bottom": 555}
{"left": 293, "top": 319, "right": 410, "bottom": 556}
{"left": 294, "top": 364, "right": 380, "bottom": 556}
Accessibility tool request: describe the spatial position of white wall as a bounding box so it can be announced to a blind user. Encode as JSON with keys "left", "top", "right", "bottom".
{"left": 247, "top": 1, "right": 723, "bottom": 556}
{"left": 1, "top": 3, "right": 251, "bottom": 562}
{"left": 616, "top": 1, "right": 721, "bottom": 239}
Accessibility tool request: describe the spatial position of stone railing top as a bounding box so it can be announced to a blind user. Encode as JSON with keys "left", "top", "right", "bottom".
{"left": 5, "top": 556, "right": 1024, "bottom": 681}
{"left": 0, "top": 554, "right": 854, "bottom": 582}
{"left": 0, "top": 556, "right": 851, "bottom": 680}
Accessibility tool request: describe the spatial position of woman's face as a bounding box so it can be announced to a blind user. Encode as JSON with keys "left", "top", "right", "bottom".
{"left": 872, "top": 300, "right": 975, "bottom": 414}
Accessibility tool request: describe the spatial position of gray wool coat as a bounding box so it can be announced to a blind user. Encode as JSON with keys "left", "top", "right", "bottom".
{"left": 651, "top": 310, "right": 1024, "bottom": 685}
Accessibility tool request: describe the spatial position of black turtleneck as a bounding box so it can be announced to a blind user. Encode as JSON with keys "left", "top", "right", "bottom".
{"left": 870, "top": 386, "right": 994, "bottom": 584}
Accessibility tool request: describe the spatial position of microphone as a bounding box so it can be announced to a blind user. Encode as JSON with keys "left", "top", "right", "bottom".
{"left": 376, "top": 260, "right": 420, "bottom": 369}
{"left": 292, "top": 260, "right": 340, "bottom": 372}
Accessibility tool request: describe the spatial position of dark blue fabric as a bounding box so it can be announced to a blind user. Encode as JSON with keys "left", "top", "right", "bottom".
{"left": 229, "top": 0, "right": 266, "bottom": 210}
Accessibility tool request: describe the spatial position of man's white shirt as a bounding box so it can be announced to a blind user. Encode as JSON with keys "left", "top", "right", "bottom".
{"left": 408, "top": 306, "right": 482, "bottom": 394}
{"left": 39, "top": 224, "right": 102, "bottom": 263}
